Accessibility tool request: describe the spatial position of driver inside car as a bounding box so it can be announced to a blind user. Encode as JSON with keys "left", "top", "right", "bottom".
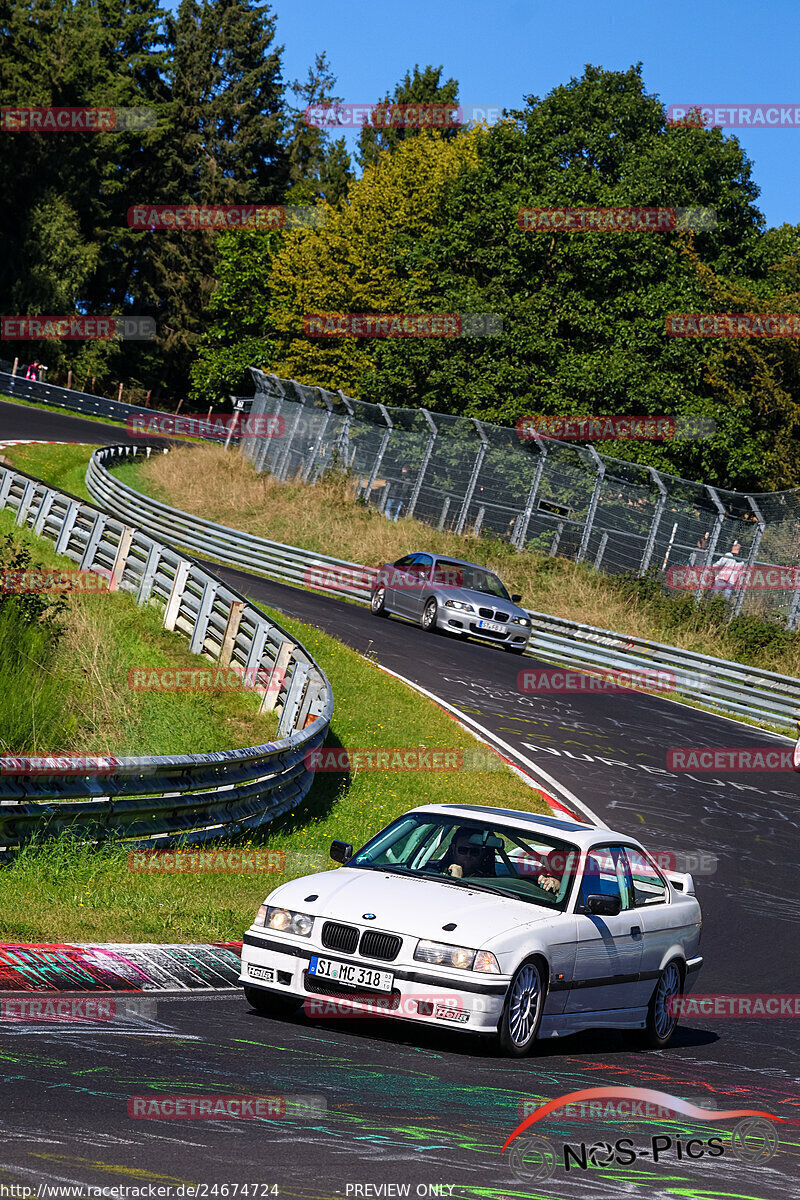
{"left": 435, "top": 827, "right": 495, "bottom": 878}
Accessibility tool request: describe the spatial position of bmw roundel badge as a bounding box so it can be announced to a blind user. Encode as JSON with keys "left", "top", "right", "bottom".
{"left": 363, "top": 913, "right": 376, "bottom": 920}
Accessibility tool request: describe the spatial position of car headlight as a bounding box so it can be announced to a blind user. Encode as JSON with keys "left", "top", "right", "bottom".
{"left": 254, "top": 903, "right": 268, "bottom": 927}
{"left": 444, "top": 600, "right": 475, "bottom": 612}
{"left": 414, "top": 939, "right": 499, "bottom": 972}
{"left": 511, "top": 616, "right": 530, "bottom": 626}
{"left": 264, "top": 906, "right": 314, "bottom": 937}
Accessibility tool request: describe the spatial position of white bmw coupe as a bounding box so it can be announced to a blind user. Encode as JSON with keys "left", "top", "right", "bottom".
{"left": 240, "top": 805, "right": 703, "bottom": 1056}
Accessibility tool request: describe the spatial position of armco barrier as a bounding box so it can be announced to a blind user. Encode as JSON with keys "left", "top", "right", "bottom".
{"left": 0, "top": 370, "right": 233, "bottom": 441}
{"left": 0, "top": 461, "right": 332, "bottom": 862}
{"left": 86, "top": 444, "right": 376, "bottom": 601}
{"left": 86, "top": 445, "right": 800, "bottom": 733}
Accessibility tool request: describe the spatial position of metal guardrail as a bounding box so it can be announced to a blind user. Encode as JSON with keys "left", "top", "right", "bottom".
{"left": 0, "top": 370, "right": 238, "bottom": 442}
{"left": 0, "top": 460, "right": 333, "bottom": 862}
{"left": 87, "top": 444, "right": 800, "bottom": 732}
{"left": 86, "top": 444, "right": 377, "bottom": 601}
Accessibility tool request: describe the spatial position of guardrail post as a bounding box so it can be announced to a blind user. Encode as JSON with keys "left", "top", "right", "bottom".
{"left": 220, "top": 601, "right": 245, "bottom": 667}
{"left": 33, "top": 489, "right": 56, "bottom": 535}
{"left": 639, "top": 468, "right": 668, "bottom": 575}
{"left": 260, "top": 641, "right": 292, "bottom": 712}
{"left": 364, "top": 404, "right": 393, "bottom": 504}
{"left": 577, "top": 447, "right": 605, "bottom": 562}
{"left": 15, "top": 479, "right": 37, "bottom": 526}
{"left": 406, "top": 409, "right": 438, "bottom": 520}
{"left": 694, "top": 487, "right": 726, "bottom": 603}
{"left": 514, "top": 435, "right": 548, "bottom": 549}
{"left": 55, "top": 503, "right": 79, "bottom": 554}
{"left": 190, "top": 580, "right": 218, "bottom": 654}
{"left": 164, "top": 560, "right": 190, "bottom": 630}
{"left": 0, "top": 470, "right": 14, "bottom": 508}
{"left": 111, "top": 527, "right": 134, "bottom": 591}
{"left": 731, "top": 496, "right": 765, "bottom": 619}
{"left": 136, "top": 542, "right": 162, "bottom": 605}
{"left": 79, "top": 512, "right": 108, "bottom": 569}
{"left": 455, "top": 419, "right": 488, "bottom": 535}
{"left": 278, "top": 663, "right": 311, "bottom": 735}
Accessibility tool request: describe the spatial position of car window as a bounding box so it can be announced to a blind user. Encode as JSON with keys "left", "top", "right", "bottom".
{"left": 577, "top": 846, "right": 633, "bottom": 912}
{"left": 625, "top": 847, "right": 669, "bottom": 906}
{"left": 431, "top": 559, "right": 510, "bottom": 599}
{"left": 347, "top": 815, "right": 580, "bottom": 910}
{"left": 393, "top": 556, "right": 415, "bottom": 569}
{"left": 406, "top": 554, "right": 433, "bottom": 579}
{"left": 432, "top": 561, "right": 465, "bottom": 588}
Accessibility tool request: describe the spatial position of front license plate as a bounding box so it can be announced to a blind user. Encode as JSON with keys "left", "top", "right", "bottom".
{"left": 477, "top": 620, "right": 506, "bottom": 633}
{"left": 309, "top": 957, "right": 394, "bottom": 992}
{"left": 248, "top": 964, "right": 274, "bottom": 982}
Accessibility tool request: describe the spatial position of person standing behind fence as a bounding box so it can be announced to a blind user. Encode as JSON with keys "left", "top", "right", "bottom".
{"left": 384, "top": 463, "right": 412, "bottom": 522}
{"left": 25, "top": 360, "right": 39, "bottom": 381}
{"left": 711, "top": 540, "right": 744, "bottom": 600}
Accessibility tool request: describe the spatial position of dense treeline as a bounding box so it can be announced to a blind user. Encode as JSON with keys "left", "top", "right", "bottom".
{"left": 2, "top": 5, "right": 799, "bottom": 490}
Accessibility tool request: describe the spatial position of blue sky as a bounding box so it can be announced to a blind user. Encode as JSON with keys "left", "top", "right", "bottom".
{"left": 267, "top": 0, "right": 799, "bottom": 229}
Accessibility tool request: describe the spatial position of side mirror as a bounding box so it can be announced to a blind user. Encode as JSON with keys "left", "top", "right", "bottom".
{"left": 585, "top": 893, "right": 622, "bottom": 917}
{"left": 511, "top": 594, "right": 522, "bottom": 604}
{"left": 330, "top": 840, "right": 353, "bottom": 864}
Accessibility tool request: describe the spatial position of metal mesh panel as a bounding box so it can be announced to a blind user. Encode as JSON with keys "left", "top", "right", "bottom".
{"left": 247, "top": 369, "right": 800, "bottom": 628}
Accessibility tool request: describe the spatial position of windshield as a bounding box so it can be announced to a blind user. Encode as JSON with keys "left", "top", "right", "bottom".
{"left": 348, "top": 814, "right": 580, "bottom": 909}
{"left": 432, "top": 560, "right": 510, "bottom": 600}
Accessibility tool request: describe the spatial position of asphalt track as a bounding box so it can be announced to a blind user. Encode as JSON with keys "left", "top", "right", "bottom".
{"left": 1, "top": 401, "right": 799, "bottom": 1200}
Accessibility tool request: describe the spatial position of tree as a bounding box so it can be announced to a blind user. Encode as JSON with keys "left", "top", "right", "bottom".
{"left": 356, "top": 63, "right": 462, "bottom": 170}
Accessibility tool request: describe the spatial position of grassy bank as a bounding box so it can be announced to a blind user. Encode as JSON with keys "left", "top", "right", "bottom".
{"left": 0, "top": 449, "right": 550, "bottom": 940}
{"left": 0, "top": 604, "right": 549, "bottom": 942}
{"left": 112, "top": 441, "right": 800, "bottom": 680}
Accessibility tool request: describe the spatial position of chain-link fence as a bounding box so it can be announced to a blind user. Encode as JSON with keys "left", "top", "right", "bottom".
{"left": 244, "top": 370, "right": 800, "bottom": 630}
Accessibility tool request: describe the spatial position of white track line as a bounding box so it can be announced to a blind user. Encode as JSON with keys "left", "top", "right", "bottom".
{"left": 364, "top": 656, "right": 604, "bottom": 827}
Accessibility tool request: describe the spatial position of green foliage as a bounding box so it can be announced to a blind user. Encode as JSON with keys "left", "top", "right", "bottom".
{"left": 604, "top": 568, "right": 800, "bottom": 664}
{"left": 356, "top": 63, "right": 462, "bottom": 169}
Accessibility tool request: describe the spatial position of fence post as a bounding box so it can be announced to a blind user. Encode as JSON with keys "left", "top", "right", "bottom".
{"left": 550, "top": 522, "right": 564, "bottom": 556}
{"left": 303, "top": 389, "right": 333, "bottom": 482}
{"left": 473, "top": 506, "right": 485, "bottom": 538}
{"left": 276, "top": 396, "right": 305, "bottom": 481}
{"left": 731, "top": 496, "right": 765, "bottom": 619}
{"left": 337, "top": 390, "right": 354, "bottom": 464}
{"left": 455, "top": 419, "right": 488, "bottom": 535}
{"left": 406, "top": 409, "right": 437, "bottom": 519}
{"left": 593, "top": 531, "right": 609, "bottom": 570}
{"left": 694, "top": 486, "right": 726, "bottom": 604}
{"left": 437, "top": 496, "right": 451, "bottom": 531}
{"left": 364, "top": 404, "right": 393, "bottom": 505}
{"left": 220, "top": 600, "right": 245, "bottom": 668}
{"left": 639, "top": 468, "right": 668, "bottom": 575}
{"left": 11, "top": 358, "right": 18, "bottom": 376}
{"left": 576, "top": 447, "right": 606, "bottom": 562}
{"left": 514, "top": 434, "right": 548, "bottom": 549}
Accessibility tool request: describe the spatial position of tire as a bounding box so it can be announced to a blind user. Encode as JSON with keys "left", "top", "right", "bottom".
{"left": 244, "top": 986, "right": 300, "bottom": 1019}
{"left": 498, "top": 958, "right": 546, "bottom": 1057}
{"left": 370, "top": 585, "right": 388, "bottom": 617}
{"left": 641, "top": 960, "right": 683, "bottom": 1048}
{"left": 421, "top": 598, "right": 439, "bottom": 632}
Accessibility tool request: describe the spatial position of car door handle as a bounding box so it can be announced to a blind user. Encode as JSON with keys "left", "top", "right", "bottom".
{"left": 630, "top": 926, "right": 643, "bottom": 939}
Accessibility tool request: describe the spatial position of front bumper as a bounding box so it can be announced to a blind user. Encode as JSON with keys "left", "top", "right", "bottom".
{"left": 240, "top": 929, "right": 509, "bottom": 1034}
{"left": 436, "top": 610, "right": 530, "bottom": 649}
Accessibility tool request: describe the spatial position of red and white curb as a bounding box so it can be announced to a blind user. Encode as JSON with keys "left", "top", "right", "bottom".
{"left": 361, "top": 656, "right": 603, "bottom": 826}
{"left": 0, "top": 439, "right": 91, "bottom": 449}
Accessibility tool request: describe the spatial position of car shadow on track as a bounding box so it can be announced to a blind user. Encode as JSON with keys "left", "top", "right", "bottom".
{"left": 245, "top": 1008, "right": 718, "bottom": 1059}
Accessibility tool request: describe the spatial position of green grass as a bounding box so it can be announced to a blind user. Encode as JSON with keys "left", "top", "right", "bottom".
{"left": 0, "top": 441, "right": 97, "bottom": 503}
{"left": 0, "top": 451, "right": 550, "bottom": 942}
